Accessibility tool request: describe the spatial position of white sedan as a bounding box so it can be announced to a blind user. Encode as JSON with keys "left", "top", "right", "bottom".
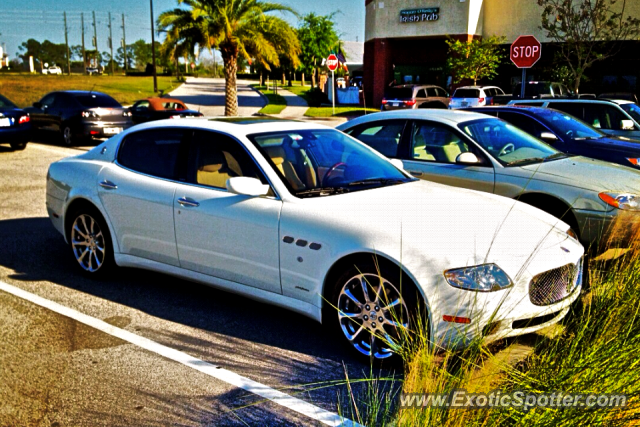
{"left": 45, "top": 118, "right": 584, "bottom": 361}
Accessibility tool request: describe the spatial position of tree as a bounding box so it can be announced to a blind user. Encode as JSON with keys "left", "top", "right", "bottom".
{"left": 538, "top": 0, "right": 640, "bottom": 92}
{"left": 17, "top": 38, "right": 67, "bottom": 69}
{"left": 158, "top": 0, "right": 300, "bottom": 116}
{"left": 446, "top": 36, "right": 506, "bottom": 85}
{"left": 297, "top": 13, "right": 341, "bottom": 88}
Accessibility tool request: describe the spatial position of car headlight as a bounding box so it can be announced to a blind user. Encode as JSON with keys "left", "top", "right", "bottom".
{"left": 567, "top": 228, "right": 579, "bottom": 241}
{"left": 599, "top": 192, "right": 640, "bottom": 211}
{"left": 444, "top": 264, "right": 513, "bottom": 292}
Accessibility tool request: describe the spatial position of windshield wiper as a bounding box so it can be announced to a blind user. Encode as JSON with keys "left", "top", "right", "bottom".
{"left": 347, "top": 178, "right": 409, "bottom": 187}
{"left": 505, "top": 157, "right": 545, "bottom": 166}
{"left": 295, "top": 187, "right": 350, "bottom": 197}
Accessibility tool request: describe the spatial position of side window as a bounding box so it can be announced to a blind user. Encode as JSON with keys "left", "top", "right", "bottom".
{"left": 118, "top": 129, "right": 185, "bottom": 179}
{"left": 189, "top": 131, "right": 267, "bottom": 189}
{"left": 498, "top": 112, "right": 549, "bottom": 138}
{"left": 495, "top": 87, "right": 505, "bottom": 95}
{"left": 426, "top": 87, "right": 437, "bottom": 97}
{"left": 134, "top": 101, "right": 150, "bottom": 111}
{"left": 583, "top": 105, "right": 627, "bottom": 130}
{"left": 350, "top": 120, "right": 406, "bottom": 158}
{"left": 52, "top": 94, "right": 70, "bottom": 109}
{"left": 40, "top": 94, "right": 56, "bottom": 108}
{"left": 484, "top": 88, "right": 494, "bottom": 97}
{"left": 411, "top": 121, "right": 472, "bottom": 163}
{"left": 416, "top": 89, "right": 427, "bottom": 98}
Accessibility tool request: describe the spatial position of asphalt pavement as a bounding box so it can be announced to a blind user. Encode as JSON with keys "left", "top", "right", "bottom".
{"left": 0, "top": 141, "right": 393, "bottom": 426}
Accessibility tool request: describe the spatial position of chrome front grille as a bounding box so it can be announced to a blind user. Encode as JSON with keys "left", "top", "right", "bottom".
{"left": 529, "top": 260, "right": 582, "bottom": 306}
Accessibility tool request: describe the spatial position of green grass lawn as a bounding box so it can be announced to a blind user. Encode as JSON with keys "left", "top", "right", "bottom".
{"left": 252, "top": 84, "right": 287, "bottom": 114}
{"left": 0, "top": 74, "right": 180, "bottom": 108}
{"left": 304, "top": 106, "right": 379, "bottom": 118}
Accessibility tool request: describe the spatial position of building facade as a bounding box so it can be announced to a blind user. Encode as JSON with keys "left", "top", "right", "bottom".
{"left": 364, "top": 0, "right": 640, "bottom": 106}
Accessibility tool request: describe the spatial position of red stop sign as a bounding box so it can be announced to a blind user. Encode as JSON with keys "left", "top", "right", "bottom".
{"left": 326, "top": 54, "right": 339, "bottom": 72}
{"left": 510, "top": 35, "right": 542, "bottom": 68}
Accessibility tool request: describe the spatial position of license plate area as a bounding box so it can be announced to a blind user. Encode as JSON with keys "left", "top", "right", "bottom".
{"left": 103, "top": 127, "right": 122, "bottom": 135}
{"left": 0, "top": 118, "right": 12, "bottom": 127}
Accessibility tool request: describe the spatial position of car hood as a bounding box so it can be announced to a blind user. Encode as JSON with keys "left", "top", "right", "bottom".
{"left": 590, "top": 135, "right": 640, "bottom": 151}
{"left": 299, "top": 179, "right": 576, "bottom": 269}
{"left": 0, "top": 107, "right": 25, "bottom": 115}
{"left": 518, "top": 156, "right": 640, "bottom": 192}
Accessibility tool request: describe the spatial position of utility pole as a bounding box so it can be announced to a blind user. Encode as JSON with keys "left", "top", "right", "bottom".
{"left": 121, "top": 14, "right": 128, "bottom": 73}
{"left": 150, "top": 0, "right": 158, "bottom": 92}
{"left": 64, "top": 12, "right": 71, "bottom": 75}
{"left": 92, "top": 11, "right": 98, "bottom": 68}
{"left": 81, "top": 13, "right": 86, "bottom": 71}
{"left": 108, "top": 12, "right": 115, "bottom": 75}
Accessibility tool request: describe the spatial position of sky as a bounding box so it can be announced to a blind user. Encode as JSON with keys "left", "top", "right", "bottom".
{"left": 0, "top": 0, "right": 365, "bottom": 62}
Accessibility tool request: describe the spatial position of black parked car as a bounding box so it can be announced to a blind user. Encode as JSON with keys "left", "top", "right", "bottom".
{"left": 0, "top": 94, "right": 31, "bottom": 151}
{"left": 129, "top": 97, "right": 203, "bottom": 124}
{"left": 26, "top": 91, "right": 133, "bottom": 146}
{"left": 464, "top": 106, "right": 640, "bottom": 170}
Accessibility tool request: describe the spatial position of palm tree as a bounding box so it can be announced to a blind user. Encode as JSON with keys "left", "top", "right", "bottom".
{"left": 158, "top": 0, "right": 300, "bottom": 116}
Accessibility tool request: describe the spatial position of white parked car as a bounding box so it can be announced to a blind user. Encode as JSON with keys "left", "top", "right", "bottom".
{"left": 449, "top": 86, "right": 505, "bottom": 109}
{"left": 46, "top": 119, "right": 584, "bottom": 360}
{"left": 42, "top": 65, "right": 63, "bottom": 75}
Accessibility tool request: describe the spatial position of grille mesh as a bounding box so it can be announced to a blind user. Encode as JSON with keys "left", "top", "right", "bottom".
{"left": 529, "top": 261, "right": 582, "bottom": 306}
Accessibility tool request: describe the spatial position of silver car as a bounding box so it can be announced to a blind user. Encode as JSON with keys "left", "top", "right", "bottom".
{"left": 338, "top": 110, "right": 640, "bottom": 248}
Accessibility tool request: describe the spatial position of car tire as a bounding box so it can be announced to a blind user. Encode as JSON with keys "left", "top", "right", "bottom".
{"left": 67, "top": 206, "right": 115, "bottom": 277}
{"left": 326, "top": 256, "right": 425, "bottom": 365}
{"left": 62, "top": 125, "right": 74, "bottom": 146}
{"left": 10, "top": 141, "right": 27, "bottom": 151}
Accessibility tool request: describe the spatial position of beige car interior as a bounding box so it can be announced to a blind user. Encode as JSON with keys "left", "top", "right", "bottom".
{"left": 413, "top": 126, "right": 469, "bottom": 163}
{"left": 263, "top": 144, "right": 317, "bottom": 191}
{"left": 197, "top": 149, "right": 243, "bottom": 189}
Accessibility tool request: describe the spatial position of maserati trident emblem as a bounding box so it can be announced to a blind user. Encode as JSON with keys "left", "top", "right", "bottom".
{"left": 561, "top": 247, "right": 570, "bottom": 253}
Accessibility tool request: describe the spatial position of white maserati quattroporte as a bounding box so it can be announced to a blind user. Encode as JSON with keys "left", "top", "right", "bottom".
{"left": 46, "top": 118, "right": 584, "bottom": 361}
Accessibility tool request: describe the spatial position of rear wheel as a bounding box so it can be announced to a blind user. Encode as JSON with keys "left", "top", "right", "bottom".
{"left": 62, "top": 125, "right": 74, "bottom": 146}
{"left": 68, "top": 207, "right": 114, "bottom": 276}
{"left": 327, "top": 258, "right": 423, "bottom": 364}
{"left": 10, "top": 141, "right": 27, "bottom": 151}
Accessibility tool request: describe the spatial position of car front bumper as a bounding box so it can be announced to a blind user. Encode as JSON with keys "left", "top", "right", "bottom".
{"left": 573, "top": 207, "right": 639, "bottom": 249}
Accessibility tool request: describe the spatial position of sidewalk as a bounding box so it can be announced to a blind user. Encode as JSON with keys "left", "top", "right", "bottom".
{"left": 276, "top": 88, "right": 308, "bottom": 118}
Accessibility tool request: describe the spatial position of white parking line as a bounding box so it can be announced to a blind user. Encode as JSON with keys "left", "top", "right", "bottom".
{"left": 0, "top": 280, "right": 361, "bottom": 427}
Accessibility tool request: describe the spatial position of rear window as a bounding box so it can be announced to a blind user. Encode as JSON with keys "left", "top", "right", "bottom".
{"left": 453, "top": 89, "right": 480, "bottom": 98}
{"left": 0, "top": 94, "right": 17, "bottom": 108}
{"left": 385, "top": 88, "right": 414, "bottom": 99}
{"left": 74, "top": 94, "right": 121, "bottom": 108}
{"left": 118, "top": 129, "right": 185, "bottom": 179}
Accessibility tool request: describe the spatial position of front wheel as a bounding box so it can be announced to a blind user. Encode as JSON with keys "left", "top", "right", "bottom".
{"left": 328, "top": 259, "right": 422, "bottom": 363}
{"left": 68, "top": 207, "right": 114, "bottom": 276}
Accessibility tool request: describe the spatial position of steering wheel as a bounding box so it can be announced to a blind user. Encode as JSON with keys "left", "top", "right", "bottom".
{"left": 499, "top": 143, "right": 515, "bottom": 156}
{"left": 322, "top": 162, "right": 347, "bottom": 187}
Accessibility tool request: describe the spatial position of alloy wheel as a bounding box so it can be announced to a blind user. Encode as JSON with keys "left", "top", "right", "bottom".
{"left": 63, "top": 127, "right": 73, "bottom": 146}
{"left": 71, "top": 214, "right": 106, "bottom": 272}
{"left": 337, "top": 273, "right": 410, "bottom": 359}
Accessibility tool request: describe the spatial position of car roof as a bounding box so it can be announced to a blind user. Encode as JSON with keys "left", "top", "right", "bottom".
{"left": 337, "top": 109, "right": 492, "bottom": 129}
{"left": 511, "top": 98, "right": 616, "bottom": 105}
{"left": 605, "top": 99, "right": 633, "bottom": 105}
{"left": 390, "top": 84, "right": 442, "bottom": 89}
{"left": 125, "top": 117, "right": 332, "bottom": 138}
{"left": 455, "top": 86, "right": 500, "bottom": 90}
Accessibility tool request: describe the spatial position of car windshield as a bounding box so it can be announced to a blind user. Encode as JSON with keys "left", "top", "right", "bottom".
{"left": 248, "top": 129, "right": 413, "bottom": 197}
{"left": 385, "top": 88, "right": 413, "bottom": 99}
{"left": 453, "top": 89, "right": 480, "bottom": 98}
{"left": 74, "top": 94, "right": 121, "bottom": 108}
{"left": 534, "top": 108, "right": 604, "bottom": 139}
{"left": 459, "top": 118, "right": 561, "bottom": 166}
{"left": 620, "top": 103, "right": 640, "bottom": 123}
{"left": 0, "top": 94, "right": 17, "bottom": 108}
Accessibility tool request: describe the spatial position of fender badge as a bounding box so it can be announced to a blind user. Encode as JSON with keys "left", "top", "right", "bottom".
{"left": 561, "top": 247, "right": 570, "bottom": 253}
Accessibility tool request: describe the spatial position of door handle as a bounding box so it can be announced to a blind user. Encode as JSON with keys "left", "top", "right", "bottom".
{"left": 408, "top": 170, "right": 423, "bottom": 177}
{"left": 99, "top": 180, "right": 118, "bottom": 189}
{"left": 177, "top": 197, "right": 200, "bottom": 207}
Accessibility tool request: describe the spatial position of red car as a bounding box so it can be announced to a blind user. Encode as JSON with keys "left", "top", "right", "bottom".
{"left": 129, "top": 97, "right": 204, "bottom": 124}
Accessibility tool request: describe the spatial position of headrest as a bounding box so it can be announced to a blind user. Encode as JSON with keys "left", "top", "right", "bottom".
{"left": 264, "top": 146, "right": 286, "bottom": 166}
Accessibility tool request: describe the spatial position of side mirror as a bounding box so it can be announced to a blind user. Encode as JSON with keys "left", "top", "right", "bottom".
{"left": 621, "top": 119, "right": 635, "bottom": 131}
{"left": 33, "top": 102, "right": 43, "bottom": 109}
{"left": 226, "top": 177, "right": 270, "bottom": 197}
{"left": 390, "top": 158, "right": 405, "bottom": 170}
{"left": 456, "top": 152, "right": 480, "bottom": 164}
{"left": 540, "top": 131, "right": 558, "bottom": 141}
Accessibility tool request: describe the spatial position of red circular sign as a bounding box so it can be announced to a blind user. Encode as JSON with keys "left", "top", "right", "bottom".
{"left": 326, "top": 54, "right": 339, "bottom": 72}
{"left": 510, "top": 35, "right": 542, "bottom": 69}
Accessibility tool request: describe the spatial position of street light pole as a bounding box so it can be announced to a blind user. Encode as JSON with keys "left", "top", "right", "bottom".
{"left": 150, "top": 0, "right": 158, "bottom": 93}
